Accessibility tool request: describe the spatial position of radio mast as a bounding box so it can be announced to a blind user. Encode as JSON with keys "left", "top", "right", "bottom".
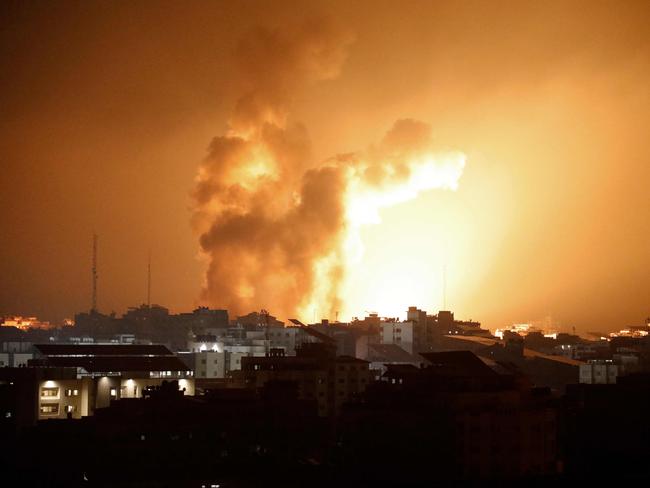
{"left": 92, "top": 233, "right": 98, "bottom": 312}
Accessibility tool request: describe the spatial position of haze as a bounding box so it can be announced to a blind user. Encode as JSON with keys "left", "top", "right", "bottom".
{"left": 1, "top": 0, "right": 649, "bottom": 333}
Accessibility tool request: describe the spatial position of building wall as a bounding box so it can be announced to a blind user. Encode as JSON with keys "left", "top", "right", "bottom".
{"left": 38, "top": 378, "right": 93, "bottom": 419}
{"left": 243, "top": 358, "right": 371, "bottom": 417}
{"left": 0, "top": 352, "right": 33, "bottom": 367}
{"left": 579, "top": 363, "right": 618, "bottom": 384}
{"left": 268, "top": 327, "right": 300, "bottom": 355}
{"left": 37, "top": 376, "right": 195, "bottom": 420}
{"left": 2, "top": 341, "right": 33, "bottom": 353}
{"left": 194, "top": 351, "right": 226, "bottom": 378}
{"left": 381, "top": 321, "right": 415, "bottom": 354}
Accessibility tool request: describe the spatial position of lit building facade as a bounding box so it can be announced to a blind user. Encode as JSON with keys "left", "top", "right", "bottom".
{"left": 0, "top": 344, "right": 195, "bottom": 426}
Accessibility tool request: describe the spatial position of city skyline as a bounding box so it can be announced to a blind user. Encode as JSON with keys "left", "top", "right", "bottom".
{"left": 1, "top": 1, "right": 649, "bottom": 333}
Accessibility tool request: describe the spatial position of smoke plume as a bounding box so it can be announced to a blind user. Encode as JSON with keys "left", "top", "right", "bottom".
{"left": 193, "top": 19, "right": 465, "bottom": 320}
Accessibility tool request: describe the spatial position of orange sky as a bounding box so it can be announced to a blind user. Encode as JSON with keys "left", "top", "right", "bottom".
{"left": 1, "top": 0, "right": 649, "bottom": 333}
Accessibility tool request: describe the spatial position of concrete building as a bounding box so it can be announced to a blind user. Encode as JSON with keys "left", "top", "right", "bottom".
{"left": 268, "top": 325, "right": 306, "bottom": 355}
{"left": 0, "top": 344, "right": 195, "bottom": 426}
{"left": 185, "top": 330, "right": 268, "bottom": 378}
{"left": 381, "top": 320, "right": 416, "bottom": 354}
{"left": 579, "top": 360, "right": 618, "bottom": 384}
{"left": 239, "top": 342, "right": 371, "bottom": 417}
{"left": 342, "top": 351, "right": 560, "bottom": 481}
{"left": 361, "top": 343, "right": 425, "bottom": 380}
{"left": 191, "top": 350, "right": 226, "bottom": 378}
{"left": 308, "top": 320, "right": 359, "bottom": 357}
{"left": 0, "top": 351, "right": 32, "bottom": 367}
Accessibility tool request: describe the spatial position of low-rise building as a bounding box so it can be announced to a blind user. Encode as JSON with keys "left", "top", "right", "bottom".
{"left": 0, "top": 351, "right": 32, "bottom": 367}
{"left": 579, "top": 360, "right": 618, "bottom": 384}
{"left": 0, "top": 344, "right": 194, "bottom": 427}
{"left": 381, "top": 320, "right": 416, "bottom": 354}
{"left": 239, "top": 342, "right": 371, "bottom": 417}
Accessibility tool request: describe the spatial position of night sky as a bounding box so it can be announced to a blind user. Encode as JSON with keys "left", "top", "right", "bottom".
{"left": 1, "top": 0, "right": 649, "bottom": 333}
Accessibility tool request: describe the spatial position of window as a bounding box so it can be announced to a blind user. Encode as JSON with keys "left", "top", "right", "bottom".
{"left": 40, "top": 404, "right": 59, "bottom": 415}
{"left": 65, "top": 388, "right": 79, "bottom": 397}
{"left": 65, "top": 405, "right": 76, "bottom": 413}
{"left": 41, "top": 387, "right": 59, "bottom": 398}
{"left": 214, "top": 359, "right": 218, "bottom": 364}
{"left": 110, "top": 388, "right": 117, "bottom": 398}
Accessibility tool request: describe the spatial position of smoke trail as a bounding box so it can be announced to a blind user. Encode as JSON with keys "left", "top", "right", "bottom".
{"left": 193, "top": 20, "right": 465, "bottom": 320}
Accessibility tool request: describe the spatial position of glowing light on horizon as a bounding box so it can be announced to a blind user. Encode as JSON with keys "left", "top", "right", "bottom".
{"left": 301, "top": 151, "right": 466, "bottom": 321}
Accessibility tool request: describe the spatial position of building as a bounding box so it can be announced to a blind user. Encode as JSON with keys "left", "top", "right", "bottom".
{"left": 0, "top": 351, "right": 32, "bottom": 367}
{"left": 239, "top": 342, "right": 371, "bottom": 417}
{"left": 359, "top": 343, "right": 425, "bottom": 380}
{"left": 0, "top": 344, "right": 194, "bottom": 426}
{"left": 579, "top": 360, "right": 618, "bottom": 384}
{"left": 563, "top": 374, "right": 650, "bottom": 478}
{"left": 381, "top": 320, "right": 417, "bottom": 354}
{"left": 309, "top": 320, "right": 359, "bottom": 357}
{"left": 184, "top": 328, "right": 268, "bottom": 379}
{"left": 73, "top": 306, "right": 230, "bottom": 350}
{"left": 340, "top": 351, "right": 560, "bottom": 482}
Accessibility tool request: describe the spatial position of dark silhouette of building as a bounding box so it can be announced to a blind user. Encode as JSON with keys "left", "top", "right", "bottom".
{"left": 338, "top": 351, "right": 560, "bottom": 483}
{"left": 239, "top": 342, "right": 371, "bottom": 417}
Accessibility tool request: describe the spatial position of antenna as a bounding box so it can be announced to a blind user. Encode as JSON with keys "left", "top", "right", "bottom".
{"left": 92, "top": 233, "right": 98, "bottom": 313}
{"left": 147, "top": 249, "right": 151, "bottom": 307}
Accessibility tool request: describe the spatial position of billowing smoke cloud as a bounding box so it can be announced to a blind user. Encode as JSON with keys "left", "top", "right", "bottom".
{"left": 193, "top": 19, "right": 465, "bottom": 320}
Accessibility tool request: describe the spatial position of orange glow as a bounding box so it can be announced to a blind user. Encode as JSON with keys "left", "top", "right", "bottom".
{"left": 5, "top": 4, "right": 650, "bottom": 336}
{"left": 302, "top": 151, "right": 467, "bottom": 320}
{"left": 1, "top": 315, "right": 54, "bottom": 330}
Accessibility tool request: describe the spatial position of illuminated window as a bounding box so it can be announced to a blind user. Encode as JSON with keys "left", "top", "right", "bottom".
{"left": 65, "top": 388, "right": 79, "bottom": 397}
{"left": 40, "top": 404, "right": 59, "bottom": 415}
{"left": 110, "top": 388, "right": 117, "bottom": 398}
{"left": 41, "top": 387, "right": 59, "bottom": 398}
{"left": 65, "top": 405, "right": 75, "bottom": 413}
